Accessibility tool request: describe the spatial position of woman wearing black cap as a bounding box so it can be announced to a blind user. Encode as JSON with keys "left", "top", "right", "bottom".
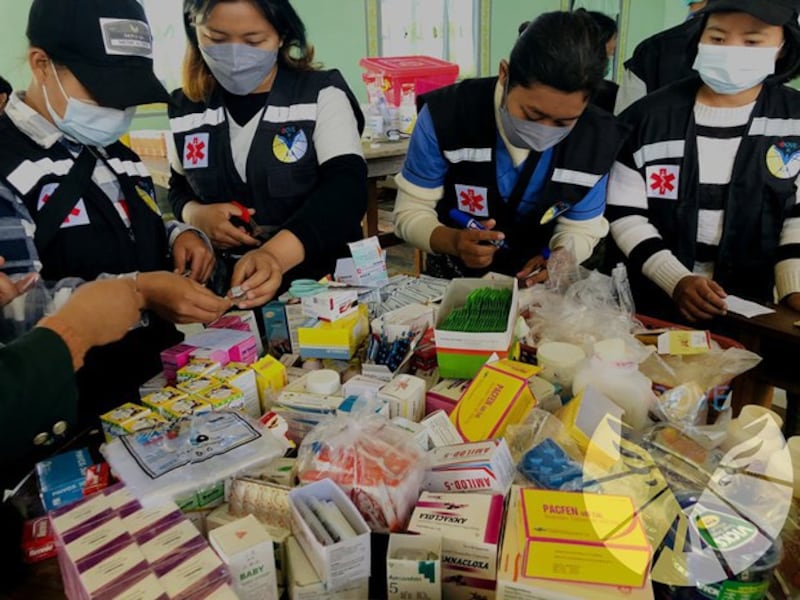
{"left": 168, "top": 0, "right": 367, "bottom": 307}
{"left": 607, "top": 0, "right": 800, "bottom": 323}
{"left": 0, "top": 0, "right": 232, "bottom": 419}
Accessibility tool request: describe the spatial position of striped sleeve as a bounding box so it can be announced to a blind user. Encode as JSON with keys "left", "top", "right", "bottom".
{"left": 0, "top": 182, "right": 41, "bottom": 276}
{"left": 775, "top": 179, "right": 800, "bottom": 300}
{"left": 607, "top": 160, "right": 691, "bottom": 296}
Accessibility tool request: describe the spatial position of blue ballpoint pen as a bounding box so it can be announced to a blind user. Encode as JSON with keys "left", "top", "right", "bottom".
{"left": 448, "top": 209, "right": 509, "bottom": 249}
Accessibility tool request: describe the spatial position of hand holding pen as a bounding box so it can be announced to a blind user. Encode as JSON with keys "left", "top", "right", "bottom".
{"left": 517, "top": 247, "right": 551, "bottom": 288}
{"left": 448, "top": 209, "right": 507, "bottom": 269}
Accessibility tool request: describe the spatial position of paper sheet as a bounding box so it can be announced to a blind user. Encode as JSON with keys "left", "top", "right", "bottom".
{"left": 725, "top": 295, "right": 775, "bottom": 318}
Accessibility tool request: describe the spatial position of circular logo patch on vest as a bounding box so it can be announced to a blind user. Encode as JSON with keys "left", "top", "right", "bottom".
{"left": 766, "top": 141, "right": 800, "bottom": 179}
{"left": 273, "top": 126, "right": 308, "bottom": 164}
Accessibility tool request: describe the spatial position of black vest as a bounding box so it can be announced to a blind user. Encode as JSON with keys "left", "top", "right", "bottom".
{"left": 624, "top": 17, "right": 702, "bottom": 94}
{"left": 0, "top": 117, "right": 169, "bottom": 281}
{"left": 421, "top": 77, "right": 630, "bottom": 276}
{"left": 612, "top": 76, "right": 800, "bottom": 311}
{"left": 0, "top": 116, "right": 180, "bottom": 413}
{"left": 169, "top": 68, "right": 364, "bottom": 229}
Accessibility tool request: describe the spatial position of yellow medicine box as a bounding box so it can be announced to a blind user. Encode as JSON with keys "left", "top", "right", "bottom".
{"left": 518, "top": 488, "right": 651, "bottom": 588}
{"left": 100, "top": 403, "right": 167, "bottom": 442}
{"left": 450, "top": 359, "right": 540, "bottom": 442}
{"left": 161, "top": 396, "right": 213, "bottom": 421}
{"left": 177, "top": 358, "right": 221, "bottom": 383}
{"left": 201, "top": 383, "right": 246, "bottom": 413}
{"left": 141, "top": 387, "right": 188, "bottom": 415}
{"left": 297, "top": 304, "right": 369, "bottom": 360}
{"left": 252, "top": 355, "right": 288, "bottom": 414}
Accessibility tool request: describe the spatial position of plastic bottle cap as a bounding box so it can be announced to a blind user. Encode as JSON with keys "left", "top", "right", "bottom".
{"left": 306, "top": 369, "right": 341, "bottom": 395}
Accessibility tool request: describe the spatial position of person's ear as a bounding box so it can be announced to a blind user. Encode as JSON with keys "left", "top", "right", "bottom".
{"left": 28, "top": 48, "right": 51, "bottom": 85}
{"left": 498, "top": 59, "right": 509, "bottom": 86}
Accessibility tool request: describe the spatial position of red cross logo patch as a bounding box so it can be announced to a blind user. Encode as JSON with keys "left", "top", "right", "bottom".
{"left": 37, "top": 183, "right": 91, "bottom": 228}
{"left": 455, "top": 184, "right": 489, "bottom": 217}
{"left": 646, "top": 165, "right": 679, "bottom": 200}
{"left": 183, "top": 133, "right": 209, "bottom": 169}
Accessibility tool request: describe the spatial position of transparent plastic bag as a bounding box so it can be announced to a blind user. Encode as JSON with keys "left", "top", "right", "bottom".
{"left": 296, "top": 415, "right": 427, "bottom": 533}
{"left": 639, "top": 346, "right": 762, "bottom": 393}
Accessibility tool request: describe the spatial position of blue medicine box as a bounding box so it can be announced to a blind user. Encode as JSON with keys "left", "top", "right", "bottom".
{"left": 36, "top": 448, "right": 92, "bottom": 511}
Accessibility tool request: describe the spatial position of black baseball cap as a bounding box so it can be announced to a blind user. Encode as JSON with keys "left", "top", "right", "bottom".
{"left": 27, "top": 0, "right": 171, "bottom": 109}
{"left": 698, "top": 0, "right": 800, "bottom": 26}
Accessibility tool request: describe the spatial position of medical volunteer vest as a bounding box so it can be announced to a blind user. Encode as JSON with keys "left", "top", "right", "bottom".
{"left": 0, "top": 114, "right": 180, "bottom": 414}
{"left": 611, "top": 76, "right": 800, "bottom": 311}
{"left": 421, "top": 77, "right": 629, "bottom": 276}
{"left": 0, "top": 117, "right": 169, "bottom": 281}
{"left": 169, "top": 68, "right": 363, "bottom": 230}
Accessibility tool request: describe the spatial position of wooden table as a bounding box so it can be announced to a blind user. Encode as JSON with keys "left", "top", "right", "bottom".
{"left": 361, "top": 139, "right": 409, "bottom": 242}
{"left": 140, "top": 139, "right": 410, "bottom": 245}
{"left": 724, "top": 303, "right": 800, "bottom": 436}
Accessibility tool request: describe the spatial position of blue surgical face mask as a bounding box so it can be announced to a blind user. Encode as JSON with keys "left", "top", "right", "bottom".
{"left": 693, "top": 43, "right": 779, "bottom": 95}
{"left": 43, "top": 64, "right": 134, "bottom": 148}
{"left": 499, "top": 81, "right": 573, "bottom": 152}
{"left": 200, "top": 43, "right": 279, "bottom": 96}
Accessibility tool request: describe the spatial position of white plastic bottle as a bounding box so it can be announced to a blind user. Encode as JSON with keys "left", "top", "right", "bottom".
{"left": 572, "top": 339, "right": 655, "bottom": 431}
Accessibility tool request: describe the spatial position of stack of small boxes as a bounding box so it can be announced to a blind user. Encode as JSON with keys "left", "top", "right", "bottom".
{"left": 50, "top": 484, "right": 236, "bottom": 599}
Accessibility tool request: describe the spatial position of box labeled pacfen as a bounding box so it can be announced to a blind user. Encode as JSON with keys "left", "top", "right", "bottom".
{"left": 387, "top": 534, "right": 441, "bottom": 600}
{"left": 408, "top": 491, "right": 505, "bottom": 585}
{"left": 378, "top": 374, "right": 426, "bottom": 422}
{"left": 210, "top": 515, "right": 279, "bottom": 600}
{"left": 288, "top": 478, "right": 371, "bottom": 591}
{"left": 450, "top": 359, "right": 539, "bottom": 442}
{"left": 423, "top": 439, "right": 515, "bottom": 494}
{"left": 497, "top": 488, "right": 655, "bottom": 600}
{"left": 301, "top": 290, "right": 358, "bottom": 323}
{"left": 298, "top": 304, "right": 369, "bottom": 360}
{"left": 518, "top": 488, "right": 651, "bottom": 588}
{"left": 435, "top": 278, "right": 519, "bottom": 379}
{"left": 286, "top": 536, "right": 369, "bottom": 600}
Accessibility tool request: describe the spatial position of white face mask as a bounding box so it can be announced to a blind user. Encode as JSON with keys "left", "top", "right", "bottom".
{"left": 693, "top": 43, "right": 780, "bottom": 95}
{"left": 43, "top": 63, "right": 134, "bottom": 147}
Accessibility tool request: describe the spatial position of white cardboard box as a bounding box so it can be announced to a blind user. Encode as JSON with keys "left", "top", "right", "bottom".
{"left": 209, "top": 515, "right": 279, "bottom": 600}
{"left": 387, "top": 534, "right": 442, "bottom": 600}
{"left": 407, "top": 491, "right": 505, "bottom": 584}
{"left": 423, "top": 439, "right": 515, "bottom": 494}
{"left": 378, "top": 374, "right": 426, "bottom": 422}
{"left": 288, "top": 479, "right": 371, "bottom": 591}
{"left": 286, "top": 536, "right": 369, "bottom": 600}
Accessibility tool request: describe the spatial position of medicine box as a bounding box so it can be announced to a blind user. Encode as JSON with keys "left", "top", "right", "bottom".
{"left": 212, "top": 363, "right": 260, "bottom": 417}
{"left": 211, "top": 309, "right": 264, "bottom": 356}
{"left": 497, "top": 487, "right": 655, "bottom": 600}
{"left": 201, "top": 382, "right": 250, "bottom": 416}
{"left": 518, "top": 488, "right": 651, "bottom": 588}
{"left": 298, "top": 304, "right": 369, "bottom": 360}
{"left": 153, "top": 545, "right": 229, "bottom": 600}
{"left": 423, "top": 439, "right": 515, "bottom": 494}
{"left": 138, "top": 519, "right": 206, "bottom": 570}
{"left": 22, "top": 517, "right": 57, "bottom": 563}
{"left": 177, "top": 359, "right": 221, "bottom": 384}
{"left": 286, "top": 536, "right": 369, "bottom": 600}
{"left": 210, "top": 515, "right": 279, "bottom": 600}
{"left": 387, "top": 533, "right": 442, "bottom": 600}
{"left": 161, "top": 396, "right": 213, "bottom": 421}
{"left": 450, "top": 359, "right": 539, "bottom": 442}
{"left": 341, "top": 374, "right": 385, "bottom": 401}
{"left": 425, "top": 378, "right": 470, "bottom": 415}
{"left": 176, "top": 374, "right": 219, "bottom": 397}
{"left": 556, "top": 386, "right": 624, "bottom": 460}
{"left": 288, "top": 478, "right": 371, "bottom": 591}
{"left": 252, "top": 354, "right": 288, "bottom": 412}
{"left": 185, "top": 328, "right": 259, "bottom": 365}
{"left": 407, "top": 491, "right": 505, "bottom": 586}
{"left": 378, "top": 374, "right": 426, "bottom": 422}
{"left": 142, "top": 387, "right": 188, "bottom": 416}
{"left": 420, "top": 410, "right": 464, "bottom": 448}
{"left": 656, "top": 330, "right": 711, "bottom": 355}
{"left": 435, "top": 278, "right": 519, "bottom": 379}
{"left": 301, "top": 290, "right": 359, "bottom": 322}
{"left": 100, "top": 403, "right": 150, "bottom": 441}
{"left": 161, "top": 343, "right": 197, "bottom": 383}
{"left": 37, "top": 448, "right": 95, "bottom": 511}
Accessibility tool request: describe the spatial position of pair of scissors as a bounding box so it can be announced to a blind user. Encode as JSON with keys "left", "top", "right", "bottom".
{"left": 289, "top": 279, "right": 333, "bottom": 298}
{"left": 230, "top": 201, "right": 277, "bottom": 241}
